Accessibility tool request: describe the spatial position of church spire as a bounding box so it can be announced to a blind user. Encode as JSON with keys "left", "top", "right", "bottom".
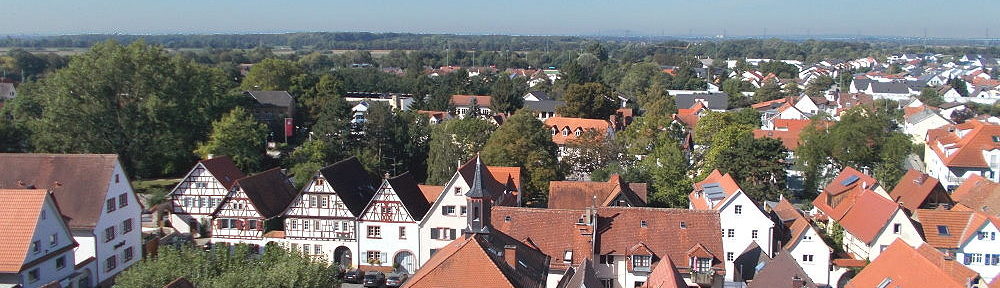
{"left": 465, "top": 155, "right": 492, "bottom": 235}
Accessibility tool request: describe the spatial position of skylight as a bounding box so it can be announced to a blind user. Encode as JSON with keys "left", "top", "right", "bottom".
{"left": 841, "top": 175, "right": 860, "bottom": 186}
{"left": 937, "top": 225, "right": 950, "bottom": 236}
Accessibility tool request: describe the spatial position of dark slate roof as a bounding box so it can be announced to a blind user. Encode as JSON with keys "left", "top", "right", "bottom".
{"left": 319, "top": 157, "right": 377, "bottom": 216}
{"left": 851, "top": 78, "right": 872, "bottom": 91}
{"left": 386, "top": 172, "right": 431, "bottom": 221}
{"left": 674, "top": 92, "right": 730, "bottom": 111}
{"left": 747, "top": 250, "right": 818, "bottom": 288}
{"left": 733, "top": 242, "right": 770, "bottom": 282}
{"left": 870, "top": 82, "right": 911, "bottom": 94}
{"left": 234, "top": 168, "right": 297, "bottom": 219}
{"left": 457, "top": 157, "right": 508, "bottom": 201}
{"left": 465, "top": 158, "right": 490, "bottom": 198}
{"left": 199, "top": 156, "right": 245, "bottom": 190}
{"left": 555, "top": 258, "right": 602, "bottom": 288}
{"left": 524, "top": 100, "right": 565, "bottom": 113}
{"left": 246, "top": 91, "right": 294, "bottom": 108}
{"left": 524, "top": 91, "right": 554, "bottom": 101}
{"left": 0, "top": 153, "right": 122, "bottom": 229}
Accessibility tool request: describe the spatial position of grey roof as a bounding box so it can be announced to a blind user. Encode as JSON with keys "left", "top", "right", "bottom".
{"left": 246, "top": 91, "right": 294, "bottom": 108}
{"left": 905, "top": 109, "right": 948, "bottom": 125}
{"left": 675, "top": 92, "right": 729, "bottom": 110}
{"left": 851, "top": 78, "right": 872, "bottom": 91}
{"left": 465, "top": 157, "right": 491, "bottom": 199}
{"left": 524, "top": 100, "right": 565, "bottom": 113}
{"left": 747, "top": 251, "right": 818, "bottom": 288}
{"left": 870, "top": 82, "right": 911, "bottom": 94}
{"left": 938, "top": 102, "right": 966, "bottom": 109}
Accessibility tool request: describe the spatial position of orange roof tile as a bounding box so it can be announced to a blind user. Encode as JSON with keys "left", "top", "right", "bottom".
{"left": 548, "top": 175, "right": 646, "bottom": 209}
{"left": 672, "top": 113, "right": 700, "bottom": 129}
{"left": 753, "top": 119, "right": 813, "bottom": 150}
{"left": 926, "top": 120, "right": 1000, "bottom": 168}
{"left": 544, "top": 117, "right": 612, "bottom": 145}
{"left": 487, "top": 166, "right": 522, "bottom": 193}
{"left": 771, "top": 197, "right": 803, "bottom": 223}
{"left": 405, "top": 230, "right": 549, "bottom": 288}
{"left": 837, "top": 189, "right": 901, "bottom": 244}
{"left": 641, "top": 256, "right": 688, "bottom": 288}
{"left": 888, "top": 169, "right": 950, "bottom": 212}
{"left": 914, "top": 209, "right": 973, "bottom": 249}
{"left": 450, "top": 95, "right": 493, "bottom": 107}
{"left": 596, "top": 207, "right": 725, "bottom": 273}
{"left": 491, "top": 207, "right": 594, "bottom": 271}
{"left": 417, "top": 185, "right": 444, "bottom": 205}
{"left": 812, "top": 166, "right": 879, "bottom": 221}
{"left": 0, "top": 189, "right": 49, "bottom": 273}
{"left": 262, "top": 230, "right": 285, "bottom": 239}
{"left": 847, "top": 240, "right": 980, "bottom": 288}
{"left": 677, "top": 102, "right": 706, "bottom": 116}
{"left": 950, "top": 174, "right": 1000, "bottom": 216}
{"left": 783, "top": 216, "right": 817, "bottom": 251}
{"left": 689, "top": 170, "right": 743, "bottom": 210}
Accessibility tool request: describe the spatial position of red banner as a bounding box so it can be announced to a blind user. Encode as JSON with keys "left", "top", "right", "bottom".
{"left": 284, "top": 118, "right": 293, "bottom": 137}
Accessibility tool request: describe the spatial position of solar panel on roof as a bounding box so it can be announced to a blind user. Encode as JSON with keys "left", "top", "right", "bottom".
{"left": 703, "top": 182, "right": 726, "bottom": 200}
{"left": 841, "top": 175, "right": 860, "bottom": 186}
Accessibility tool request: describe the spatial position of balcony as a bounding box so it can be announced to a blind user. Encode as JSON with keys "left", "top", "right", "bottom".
{"left": 690, "top": 271, "right": 715, "bottom": 287}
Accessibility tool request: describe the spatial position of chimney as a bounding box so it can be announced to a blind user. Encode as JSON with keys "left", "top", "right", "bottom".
{"left": 504, "top": 245, "right": 517, "bottom": 270}
{"left": 791, "top": 276, "right": 805, "bottom": 288}
{"left": 207, "top": 154, "right": 215, "bottom": 159}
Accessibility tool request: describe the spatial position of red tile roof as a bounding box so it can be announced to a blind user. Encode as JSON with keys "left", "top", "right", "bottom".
{"left": 812, "top": 167, "right": 879, "bottom": 221}
{"left": 417, "top": 185, "right": 444, "bottom": 205}
{"left": 771, "top": 197, "right": 803, "bottom": 223}
{"left": 491, "top": 207, "right": 594, "bottom": 271}
{"left": 846, "top": 239, "right": 980, "bottom": 288}
{"left": 450, "top": 95, "right": 493, "bottom": 107}
{"left": 404, "top": 233, "right": 549, "bottom": 288}
{"left": 456, "top": 157, "right": 520, "bottom": 206}
{"left": 0, "top": 154, "right": 125, "bottom": 229}
{"left": 0, "top": 189, "right": 49, "bottom": 273}
{"left": 913, "top": 209, "right": 978, "bottom": 249}
{"left": 596, "top": 207, "right": 725, "bottom": 274}
{"left": 544, "top": 117, "right": 613, "bottom": 145}
{"left": 836, "top": 189, "right": 901, "bottom": 244}
{"left": 888, "top": 169, "right": 950, "bottom": 212}
{"left": 783, "top": 216, "right": 817, "bottom": 251}
{"left": 753, "top": 119, "right": 813, "bottom": 150}
{"left": 689, "top": 170, "right": 743, "bottom": 210}
{"left": 488, "top": 166, "right": 523, "bottom": 194}
{"left": 926, "top": 120, "right": 1000, "bottom": 168}
{"left": 677, "top": 102, "right": 706, "bottom": 116}
{"left": 548, "top": 174, "right": 647, "bottom": 209}
{"left": 641, "top": 256, "right": 689, "bottom": 288}
{"left": 950, "top": 174, "right": 1000, "bottom": 216}
{"left": 199, "top": 156, "right": 245, "bottom": 190}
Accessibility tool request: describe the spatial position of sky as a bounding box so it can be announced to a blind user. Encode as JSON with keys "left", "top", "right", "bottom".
{"left": 2, "top": 0, "right": 999, "bottom": 38}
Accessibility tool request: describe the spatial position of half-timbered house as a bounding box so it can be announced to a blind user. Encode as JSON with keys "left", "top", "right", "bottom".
{"left": 358, "top": 172, "right": 430, "bottom": 275}
{"left": 282, "top": 157, "right": 376, "bottom": 268}
{"left": 417, "top": 156, "right": 521, "bottom": 264}
{"left": 168, "top": 156, "right": 245, "bottom": 237}
{"left": 210, "top": 168, "right": 297, "bottom": 253}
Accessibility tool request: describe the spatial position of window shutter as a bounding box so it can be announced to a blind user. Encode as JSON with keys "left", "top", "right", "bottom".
{"left": 431, "top": 228, "right": 440, "bottom": 240}
{"left": 380, "top": 252, "right": 388, "bottom": 263}
{"left": 450, "top": 229, "right": 457, "bottom": 240}
{"left": 965, "top": 255, "right": 972, "bottom": 265}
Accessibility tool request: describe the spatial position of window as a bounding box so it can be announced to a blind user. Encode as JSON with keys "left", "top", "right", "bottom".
{"left": 367, "top": 226, "right": 381, "bottom": 238}
{"left": 104, "top": 226, "right": 116, "bottom": 242}
{"left": 119, "top": 193, "right": 128, "bottom": 208}
{"left": 124, "top": 246, "right": 135, "bottom": 262}
{"left": 290, "top": 219, "right": 299, "bottom": 230}
{"left": 574, "top": 129, "right": 581, "bottom": 137}
{"left": 680, "top": 222, "right": 687, "bottom": 229}
{"left": 115, "top": 174, "right": 120, "bottom": 183}
{"left": 970, "top": 253, "right": 984, "bottom": 264}
{"left": 429, "top": 249, "right": 439, "bottom": 257}
{"left": 734, "top": 205, "right": 743, "bottom": 215}
{"left": 454, "top": 187, "right": 462, "bottom": 195}
{"left": 247, "top": 219, "right": 258, "bottom": 230}
{"left": 183, "top": 198, "right": 193, "bottom": 208}
{"left": 802, "top": 254, "right": 814, "bottom": 262}
{"left": 601, "top": 279, "right": 614, "bottom": 288}
{"left": 49, "top": 234, "right": 58, "bottom": 246}
{"left": 105, "top": 255, "right": 117, "bottom": 272}
{"left": 632, "top": 255, "right": 651, "bottom": 271}
{"left": 752, "top": 230, "right": 758, "bottom": 239}
{"left": 634, "top": 281, "right": 645, "bottom": 288}
{"left": 27, "top": 269, "right": 39, "bottom": 283}
{"left": 564, "top": 250, "right": 573, "bottom": 263}
{"left": 877, "top": 278, "right": 892, "bottom": 288}
{"left": 640, "top": 220, "right": 648, "bottom": 228}
{"left": 56, "top": 256, "right": 66, "bottom": 270}
{"left": 804, "top": 235, "right": 813, "bottom": 240}
{"left": 562, "top": 128, "right": 569, "bottom": 136}
{"left": 399, "top": 227, "right": 407, "bottom": 239}
{"left": 320, "top": 196, "right": 329, "bottom": 208}
{"left": 473, "top": 206, "right": 481, "bottom": 220}
{"left": 195, "top": 182, "right": 208, "bottom": 188}
{"left": 302, "top": 220, "right": 311, "bottom": 231}
{"left": 442, "top": 206, "right": 457, "bottom": 216}
{"left": 309, "top": 196, "right": 318, "bottom": 207}
{"left": 504, "top": 215, "right": 512, "bottom": 222}
{"left": 460, "top": 206, "right": 467, "bottom": 216}
{"left": 40, "top": 210, "right": 46, "bottom": 220}
{"left": 727, "top": 229, "right": 735, "bottom": 238}
{"left": 197, "top": 198, "right": 206, "bottom": 208}
{"left": 367, "top": 251, "right": 384, "bottom": 263}
{"left": 106, "top": 198, "right": 116, "bottom": 213}
{"left": 937, "top": 225, "right": 950, "bottom": 235}
{"left": 893, "top": 223, "right": 901, "bottom": 234}
{"left": 123, "top": 218, "right": 134, "bottom": 234}
{"left": 314, "top": 244, "right": 323, "bottom": 256}
{"left": 880, "top": 245, "right": 889, "bottom": 252}
{"left": 31, "top": 241, "right": 40, "bottom": 253}
{"left": 599, "top": 255, "right": 614, "bottom": 264}
{"left": 695, "top": 258, "right": 712, "bottom": 272}
{"left": 303, "top": 244, "right": 312, "bottom": 255}
{"left": 726, "top": 252, "right": 734, "bottom": 262}
{"left": 316, "top": 178, "right": 325, "bottom": 186}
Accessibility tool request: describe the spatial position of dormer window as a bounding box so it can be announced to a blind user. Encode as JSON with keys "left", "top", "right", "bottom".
{"left": 937, "top": 225, "right": 950, "bottom": 236}
{"left": 640, "top": 220, "right": 648, "bottom": 228}
{"left": 680, "top": 222, "right": 687, "bottom": 229}
{"left": 551, "top": 127, "right": 558, "bottom": 135}
{"left": 562, "top": 127, "right": 569, "bottom": 136}
{"left": 574, "top": 129, "right": 582, "bottom": 137}
{"left": 504, "top": 215, "right": 512, "bottom": 222}
{"left": 632, "top": 255, "right": 651, "bottom": 272}
{"left": 563, "top": 250, "right": 573, "bottom": 264}
{"left": 454, "top": 187, "right": 462, "bottom": 195}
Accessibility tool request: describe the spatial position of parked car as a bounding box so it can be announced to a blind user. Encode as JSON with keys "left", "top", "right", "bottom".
{"left": 363, "top": 271, "right": 387, "bottom": 288}
{"left": 386, "top": 273, "right": 409, "bottom": 287}
{"left": 343, "top": 268, "right": 365, "bottom": 284}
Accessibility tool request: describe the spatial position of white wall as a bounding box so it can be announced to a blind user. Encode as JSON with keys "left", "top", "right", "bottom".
{"left": 88, "top": 162, "right": 144, "bottom": 284}
{"left": 358, "top": 221, "right": 420, "bottom": 273}
{"left": 788, "top": 226, "right": 832, "bottom": 286}
{"left": 169, "top": 163, "right": 230, "bottom": 234}
{"left": 418, "top": 174, "right": 469, "bottom": 264}
{"left": 845, "top": 210, "right": 922, "bottom": 261}
{"left": 719, "top": 192, "right": 775, "bottom": 281}
{"left": 15, "top": 196, "right": 76, "bottom": 288}
{"left": 958, "top": 222, "right": 1000, "bottom": 283}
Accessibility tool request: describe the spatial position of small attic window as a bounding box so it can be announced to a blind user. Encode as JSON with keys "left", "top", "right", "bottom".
{"left": 640, "top": 220, "right": 648, "bottom": 228}
{"left": 993, "top": 136, "right": 1000, "bottom": 143}
{"left": 563, "top": 250, "right": 573, "bottom": 263}
{"left": 937, "top": 225, "right": 950, "bottom": 236}
{"left": 680, "top": 222, "right": 687, "bottom": 229}
{"left": 504, "top": 216, "right": 512, "bottom": 222}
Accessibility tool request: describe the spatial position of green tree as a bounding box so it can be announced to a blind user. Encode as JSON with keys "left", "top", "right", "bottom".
{"left": 114, "top": 244, "right": 340, "bottom": 288}
{"left": 557, "top": 82, "right": 617, "bottom": 119}
{"left": 482, "top": 109, "right": 561, "bottom": 206}
{"left": 241, "top": 58, "right": 303, "bottom": 91}
{"left": 715, "top": 137, "right": 788, "bottom": 201}
{"left": 562, "top": 130, "right": 620, "bottom": 177}
{"left": 490, "top": 74, "right": 527, "bottom": 114}
{"left": 285, "top": 140, "right": 334, "bottom": 188}
{"left": 753, "top": 82, "right": 783, "bottom": 103}
{"left": 196, "top": 107, "right": 269, "bottom": 172}
{"left": 805, "top": 76, "right": 835, "bottom": 97}
{"left": 782, "top": 82, "right": 802, "bottom": 97}
{"left": 426, "top": 117, "right": 496, "bottom": 185}
{"left": 641, "top": 138, "right": 691, "bottom": 208}
{"left": 919, "top": 87, "right": 944, "bottom": 107}
{"left": 14, "top": 40, "right": 237, "bottom": 177}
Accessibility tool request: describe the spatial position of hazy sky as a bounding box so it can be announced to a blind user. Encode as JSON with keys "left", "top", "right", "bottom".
{"left": 2, "top": 0, "right": 998, "bottom": 38}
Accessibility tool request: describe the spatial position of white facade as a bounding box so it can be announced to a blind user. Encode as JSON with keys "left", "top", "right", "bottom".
{"left": 843, "top": 209, "right": 923, "bottom": 261}
{"left": 358, "top": 180, "right": 421, "bottom": 274}
{"left": 209, "top": 188, "right": 269, "bottom": 252}
{"left": 924, "top": 144, "right": 997, "bottom": 189}
{"left": 957, "top": 220, "right": 1000, "bottom": 283}
{"left": 2, "top": 194, "right": 77, "bottom": 288}
{"left": 786, "top": 224, "right": 833, "bottom": 286}
{"left": 417, "top": 175, "right": 468, "bottom": 264}
{"left": 169, "top": 163, "right": 231, "bottom": 235}
{"left": 86, "top": 162, "right": 144, "bottom": 285}
{"left": 717, "top": 192, "right": 774, "bottom": 281}
{"left": 283, "top": 175, "right": 361, "bottom": 267}
{"left": 904, "top": 112, "right": 951, "bottom": 144}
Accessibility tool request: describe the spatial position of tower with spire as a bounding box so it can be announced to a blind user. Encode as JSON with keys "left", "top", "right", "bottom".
{"left": 464, "top": 156, "right": 492, "bottom": 235}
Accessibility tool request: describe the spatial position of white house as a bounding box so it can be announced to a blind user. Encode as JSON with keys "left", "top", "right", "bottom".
{"left": 449, "top": 95, "right": 493, "bottom": 119}
{"left": 783, "top": 216, "right": 833, "bottom": 286}
{"left": 210, "top": 168, "right": 297, "bottom": 253}
{"left": 417, "top": 157, "right": 520, "bottom": 264}
{"left": 903, "top": 108, "right": 952, "bottom": 144}
{"left": 0, "top": 154, "right": 144, "bottom": 287}
{"left": 357, "top": 172, "right": 430, "bottom": 274}
{"left": 168, "top": 156, "right": 245, "bottom": 236}
{"left": 924, "top": 120, "right": 1000, "bottom": 190}
{"left": 281, "top": 157, "right": 376, "bottom": 268}
{"left": 689, "top": 170, "right": 775, "bottom": 281}
{"left": 0, "top": 189, "right": 78, "bottom": 288}
{"left": 914, "top": 209, "right": 1000, "bottom": 283}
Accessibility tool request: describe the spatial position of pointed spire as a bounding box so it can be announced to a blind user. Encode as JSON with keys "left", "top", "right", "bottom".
{"left": 465, "top": 155, "right": 488, "bottom": 198}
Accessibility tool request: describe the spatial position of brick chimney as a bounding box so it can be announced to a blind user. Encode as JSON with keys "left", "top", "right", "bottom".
{"left": 504, "top": 245, "right": 517, "bottom": 270}
{"left": 791, "top": 276, "right": 805, "bottom": 288}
